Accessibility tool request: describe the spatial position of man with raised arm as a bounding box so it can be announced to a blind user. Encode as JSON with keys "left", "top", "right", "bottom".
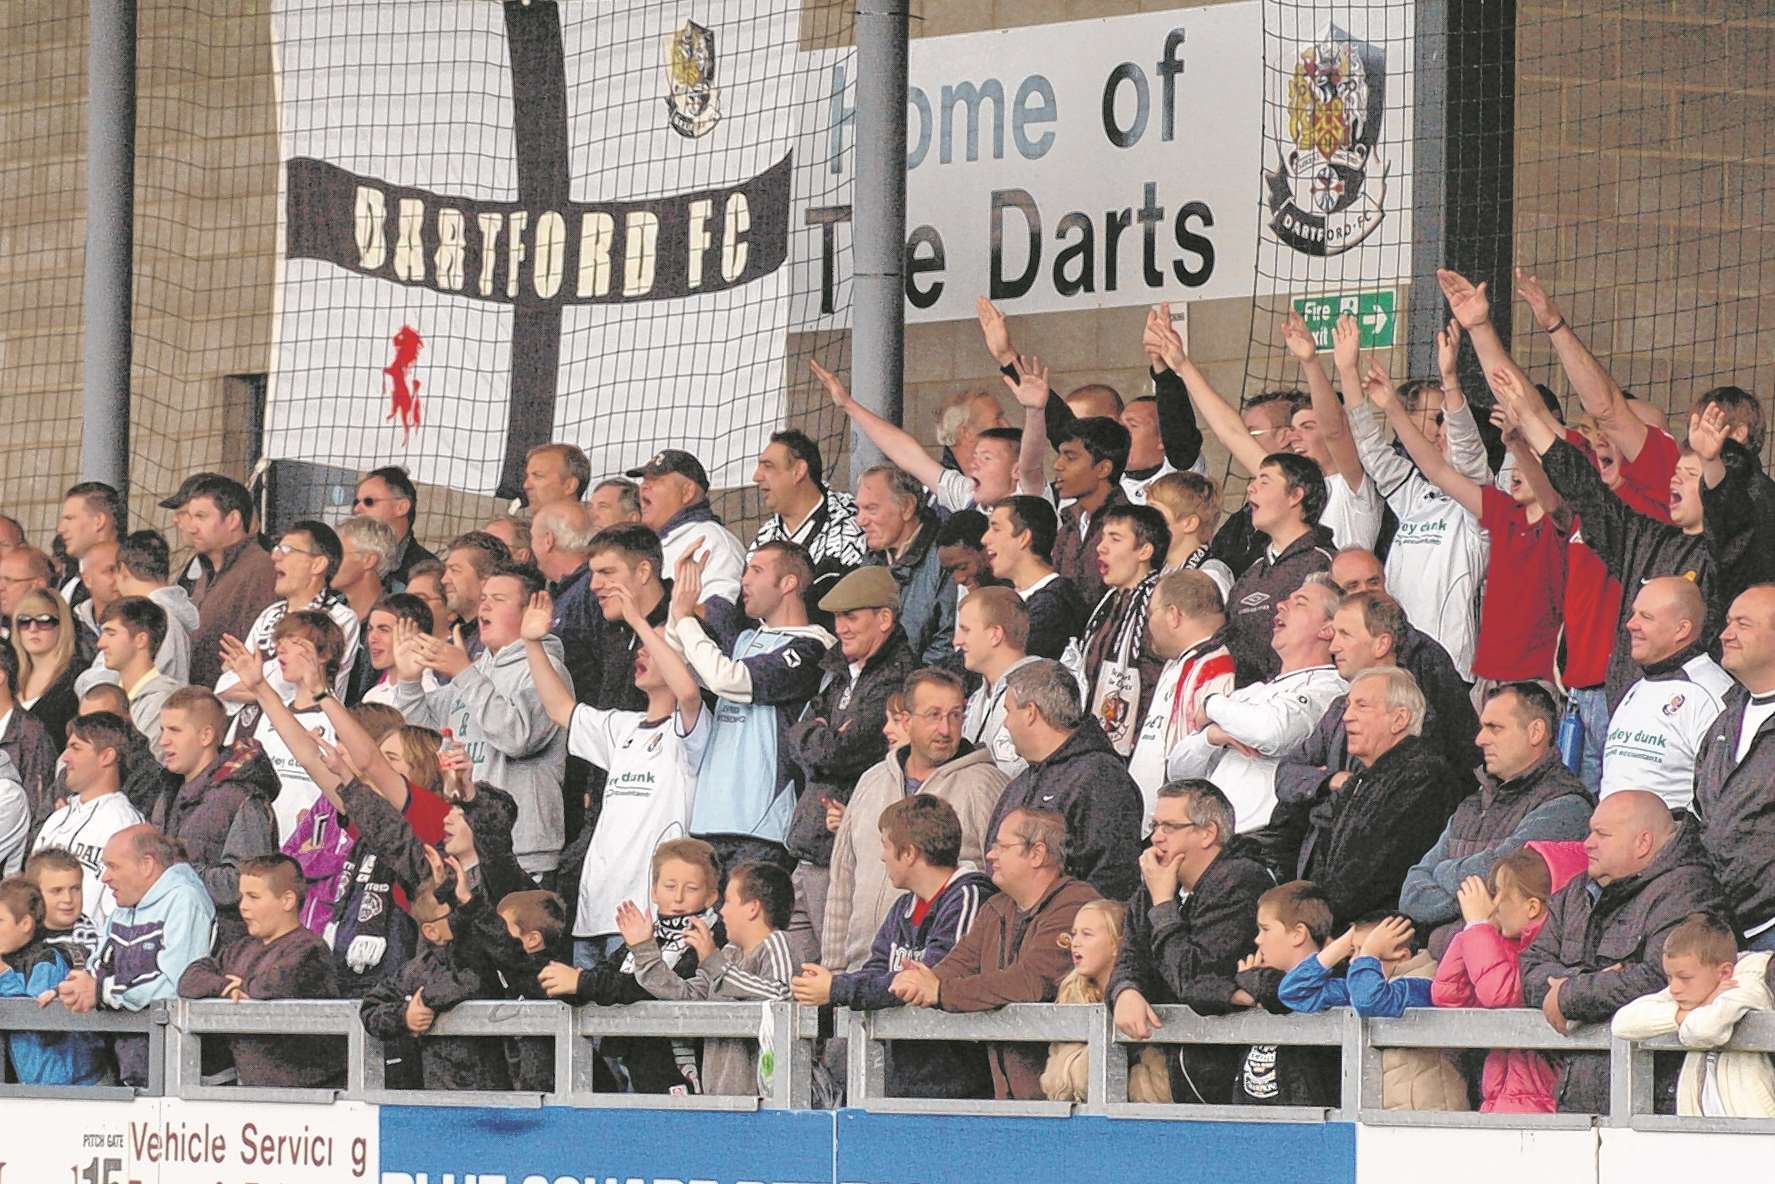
{"left": 813, "top": 359, "right": 1025, "bottom": 514}
{"left": 390, "top": 561, "right": 571, "bottom": 879}
{"left": 977, "top": 296, "right": 1208, "bottom": 502}
{"left": 667, "top": 541, "right": 834, "bottom": 874}
{"left": 1143, "top": 307, "right": 1376, "bottom": 550}
{"left": 518, "top": 581, "right": 705, "bottom": 972}
{"left": 1341, "top": 335, "right": 1491, "bottom": 682}
{"left": 1371, "top": 356, "right": 1569, "bottom": 688}
{"left": 1492, "top": 365, "right": 1718, "bottom": 711}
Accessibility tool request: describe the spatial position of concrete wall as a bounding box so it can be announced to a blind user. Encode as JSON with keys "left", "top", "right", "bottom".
{"left": 0, "top": 0, "right": 1769, "bottom": 553}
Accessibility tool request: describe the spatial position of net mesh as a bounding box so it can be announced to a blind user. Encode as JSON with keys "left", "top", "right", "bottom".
{"left": 3, "top": 2, "right": 1774, "bottom": 544}
{"left": 1241, "top": 0, "right": 1775, "bottom": 489}
{"left": 261, "top": 0, "right": 855, "bottom": 539}
{"left": 0, "top": 6, "right": 89, "bottom": 527}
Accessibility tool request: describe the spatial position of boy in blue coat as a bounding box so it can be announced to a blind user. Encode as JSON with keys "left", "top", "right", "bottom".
{"left": 792, "top": 795, "right": 997, "bottom": 1099}
{"left": 0, "top": 877, "right": 105, "bottom": 1084}
{"left": 1278, "top": 912, "right": 1470, "bottom": 1109}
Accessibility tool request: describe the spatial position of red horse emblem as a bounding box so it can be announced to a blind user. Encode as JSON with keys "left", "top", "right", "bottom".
{"left": 384, "top": 325, "right": 424, "bottom": 441}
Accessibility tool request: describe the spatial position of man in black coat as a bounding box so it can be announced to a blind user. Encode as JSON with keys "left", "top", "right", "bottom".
{"left": 987, "top": 658, "right": 1143, "bottom": 901}
{"left": 1521, "top": 790, "right": 1725, "bottom": 1113}
{"left": 1500, "top": 376, "right": 1717, "bottom": 710}
{"left": 1691, "top": 584, "right": 1775, "bottom": 952}
{"left": 1296, "top": 668, "right": 1462, "bottom": 927}
{"left": 783, "top": 566, "right": 919, "bottom": 963}
{"left": 1108, "top": 779, "right": 1274, "bottom": 1104}
{"left": 1269, "top": 589, "right": 1477, "bottom": 868}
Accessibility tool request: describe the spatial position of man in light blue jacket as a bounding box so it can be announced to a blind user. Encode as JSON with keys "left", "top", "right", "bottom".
{"left": 56, "top": 824, "right": 216, "bottom": 1084}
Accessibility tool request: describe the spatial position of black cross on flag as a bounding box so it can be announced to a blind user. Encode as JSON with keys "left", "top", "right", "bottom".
{"left": 269, "top": 0, "right": 804, "bottom": 500}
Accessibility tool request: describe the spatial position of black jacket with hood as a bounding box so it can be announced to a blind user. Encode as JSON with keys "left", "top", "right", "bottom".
{"left": 1691, "top": 682, "right": 1775, "bottom": 938}
{"left": 985, "top": 716, "right": 1144, "bottom": 902}
{"left": 1540, "top": 437, "right": 1718, "bottom": 710}
{"left": 149, "top": 738, "right": 280, "bottom": 946}
{"left": 1520, "top": 819, "right": 1725, "bottom": 1113}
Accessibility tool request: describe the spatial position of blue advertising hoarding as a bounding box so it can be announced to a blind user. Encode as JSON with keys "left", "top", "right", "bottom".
{"left": 377, "top": 1106, "right": 1355, "bottom": 1184}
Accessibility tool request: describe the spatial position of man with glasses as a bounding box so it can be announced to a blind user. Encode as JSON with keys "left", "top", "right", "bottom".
{"left": 889, "top": 807, "right": 1098, "bottom": 1100}
{"left": 352, "top": 466, "right": 436, "bottom": 591}
{"left": 215, "top": 520, "right": 359, "bottom": 706}
{"left": 1108, "top": 779, "right": 1275, "bottom": 1103}
{"left": 822, "top": 667, "right": 1008, "bottom": 979}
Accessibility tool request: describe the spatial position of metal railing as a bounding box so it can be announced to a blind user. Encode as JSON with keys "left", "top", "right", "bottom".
{"left": 5, "top": 997, "right": 1774, "bottom": 1131}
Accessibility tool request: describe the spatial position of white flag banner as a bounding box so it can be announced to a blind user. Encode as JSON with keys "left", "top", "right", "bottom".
{"left": 268, "top": 0, "right": 806, "bottom": 498}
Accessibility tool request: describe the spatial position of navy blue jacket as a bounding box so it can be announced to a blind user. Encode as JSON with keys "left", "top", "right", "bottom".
{"left": 831, "top": 868, "right": 998, "bottom": 1099}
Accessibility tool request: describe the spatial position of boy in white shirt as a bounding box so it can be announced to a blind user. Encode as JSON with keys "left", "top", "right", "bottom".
{"left": 521, "top": 583, "right": 708, "bottom": 972}
{"left": 1612, "top": 912, "right": 1775, "bottom": 1117}
{"left": 29, "top": 712, "right": 142, "bottom": 927}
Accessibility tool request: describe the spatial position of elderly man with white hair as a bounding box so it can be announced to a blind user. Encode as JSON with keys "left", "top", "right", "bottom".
{"left": 332, "top": 516, "right": 398, "bottom": 703}
{"left": 1294, "top": 666, "right": 1464, "bottom": 926}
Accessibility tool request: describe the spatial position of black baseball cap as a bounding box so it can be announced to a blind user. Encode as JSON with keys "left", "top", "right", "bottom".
{"left": 158, "top": 472, "right": 232, "bottom": 510}
{"left": 625, "top": 449, "right": 709, "bottom": 490}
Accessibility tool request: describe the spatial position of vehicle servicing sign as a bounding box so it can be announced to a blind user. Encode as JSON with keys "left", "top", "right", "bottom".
{"left": 0, "top": 1099, "right": 377, "bottom": 1184}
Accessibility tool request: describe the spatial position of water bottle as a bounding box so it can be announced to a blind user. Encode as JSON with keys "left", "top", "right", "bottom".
{"left": 439, "top": 727, "right": 470, "bottom": 800}
{"left": 1556, "top": 698, "right": 1584, "bottom": 774}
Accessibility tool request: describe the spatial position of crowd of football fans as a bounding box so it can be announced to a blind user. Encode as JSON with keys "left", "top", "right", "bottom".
{"left": 2, "top": 269, "right": 1773, "bottom": 1115}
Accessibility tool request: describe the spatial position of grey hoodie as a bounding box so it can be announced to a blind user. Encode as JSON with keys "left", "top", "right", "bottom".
{"left": 74, "top": 584, "right": 201, "bottom": 695}
{"left": 392, "top": 634, "right": 572, "bottom": 874}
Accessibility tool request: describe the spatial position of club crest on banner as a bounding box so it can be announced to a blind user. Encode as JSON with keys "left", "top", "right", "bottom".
{"left": 1264, "top": 22, "right": 1389, "bottom": 257}
{"left": 666, "top": 20, "right": 721, "bottom": 138}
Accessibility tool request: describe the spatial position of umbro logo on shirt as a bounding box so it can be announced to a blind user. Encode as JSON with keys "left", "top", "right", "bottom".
{"left": 1240, "top": 592, "right": 1269, "bottom": 609}
{"left": 783, "top": 650, "right": 802, "bottom": 668}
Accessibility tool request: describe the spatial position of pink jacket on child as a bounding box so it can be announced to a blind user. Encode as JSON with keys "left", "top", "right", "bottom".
{"left": 1430, "top": 840, "right": 1587, "bottom": 1113}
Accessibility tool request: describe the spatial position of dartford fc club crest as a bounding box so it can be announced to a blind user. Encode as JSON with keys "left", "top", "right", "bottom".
{"left": 1265, "top": 23, "right": 1389, "bottom": 257}
{"left": 665, "top": 20, "right": 720, "bottom": 138}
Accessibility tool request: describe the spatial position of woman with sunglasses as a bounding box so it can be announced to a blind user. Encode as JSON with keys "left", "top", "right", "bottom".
{"left": 11, "top": 588, "right": 80, "bottom": 752}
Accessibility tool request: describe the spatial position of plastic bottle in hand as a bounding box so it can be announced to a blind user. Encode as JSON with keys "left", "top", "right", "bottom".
{"left": 439, "top": 728, "right": 471, "bottom": 801}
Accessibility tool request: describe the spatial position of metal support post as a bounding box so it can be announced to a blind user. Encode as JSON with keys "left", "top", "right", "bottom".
{"left": 849, "top": 0, "right": 910, "bottom": 479}
{"left": 82, "top": 0, "right": 137, "bottom": 488}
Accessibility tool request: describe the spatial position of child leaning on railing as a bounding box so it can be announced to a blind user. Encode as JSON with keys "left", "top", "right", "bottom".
{"left": 1431, "top": 841, "right": 1586, "bottom": 1113}
{"left": 1611, "top": 912, "right": 1775, "bottom": 1118}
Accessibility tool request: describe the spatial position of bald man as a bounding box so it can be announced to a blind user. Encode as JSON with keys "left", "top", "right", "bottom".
{"left": 1329, "top": 547, "right": 1387, "bottom": 596}
{"left": 1692, "top": 584, "right": 1775, "bottom": 951}
{"left": 1600, "top": 576, "right": 1732, "bottom": 807}
{"left": 57, "top": 823, "right": 216, "bottom": 1085}
{"left": 1521, "top": 789, "right": 1724, "bottom": 1112}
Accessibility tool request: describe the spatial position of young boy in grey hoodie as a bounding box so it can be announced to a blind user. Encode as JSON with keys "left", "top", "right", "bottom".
{"left": 389, "top": 562, "right": 571, "bottom": 878}
{"left": 629, "top": 861, "right": 796, "bottom": 1095}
